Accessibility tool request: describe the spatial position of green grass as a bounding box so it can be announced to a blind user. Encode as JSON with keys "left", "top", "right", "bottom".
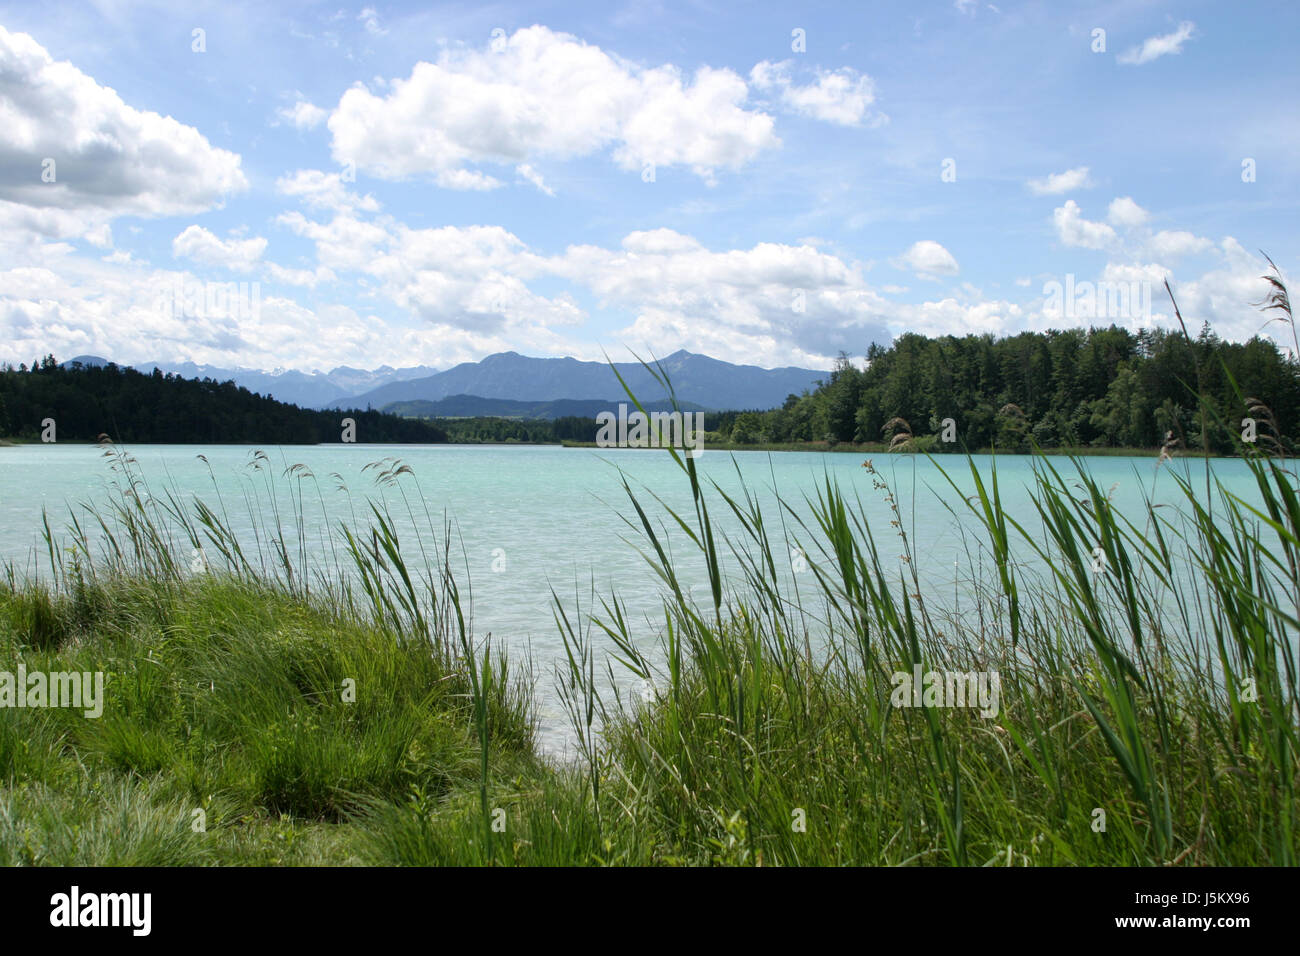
{"left": 1, "top": 325, "right": 1297, "bottom": 865}
{"left": 0, "top": 572, "right": 543, "bottom": 865}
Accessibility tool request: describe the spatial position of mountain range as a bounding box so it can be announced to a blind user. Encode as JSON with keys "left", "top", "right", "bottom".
{"left": 61, "top": 350, "right": 829, "bottom": 416}
{"left": 138, "top": 360, "right": 441, "bottom": 409}
{"left": 325, "top": 350, "right": 828, "bottom": 413}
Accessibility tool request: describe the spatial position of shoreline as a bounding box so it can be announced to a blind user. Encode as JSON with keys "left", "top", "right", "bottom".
{"left": 0, "top": 435, "right": 1251, "bottom": 460}
{"left": 558, "top": 439, "right": 1239, "bottom": 458}
{"left": 1, "top": 445, "right": 1294, "bottom": 866}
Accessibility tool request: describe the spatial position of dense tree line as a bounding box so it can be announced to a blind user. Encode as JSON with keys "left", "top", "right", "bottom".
{"left": 0, "top": 357, "right": 448, "bottom": 444}
{"left": 712, "top": 326, "right": 1300, "bottom": 453}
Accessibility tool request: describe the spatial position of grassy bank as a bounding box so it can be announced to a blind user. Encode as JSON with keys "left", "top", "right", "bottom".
{"left": 0, "top": 448, "right": 1295, "bottom": 864}
{"left": 1, "top": 378, "right": 1298, "bottom": 864}
{"left": 0, "top": 574, "right": 542, "bottom": 865}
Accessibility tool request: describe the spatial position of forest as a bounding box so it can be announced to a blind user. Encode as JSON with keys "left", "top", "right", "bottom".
{"left": 0, "top": 357, "right": 448, "bottom": 444}
{"left": 710, "top": 324, "right": 1300, "bottom": 453}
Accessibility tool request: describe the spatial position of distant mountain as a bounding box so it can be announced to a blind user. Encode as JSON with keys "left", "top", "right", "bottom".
{"left": 137, "top": 361, "right": 440, "bottom": 409}
{"left": 62, "top": 355, "right": 112, "bottom": 368}
{"left": 331, "top": 350, "right": 828, "bottom": 412}
{"left": 385, "top": 394, "right": 708, "bottom": 420}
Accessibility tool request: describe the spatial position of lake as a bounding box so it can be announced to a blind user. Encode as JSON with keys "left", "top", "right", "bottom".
{"left": 0, "top": 442, "right": 1271, "bottom": 752}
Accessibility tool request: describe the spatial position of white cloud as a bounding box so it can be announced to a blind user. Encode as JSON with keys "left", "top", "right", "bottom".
{"left": 1099, "top": 261, "right": 1170, "bottom": 288}
{"left": 327, "top": 26, "right": 778, "bottom": 188}
{"left": 0, "top": 26, "right": 246, "bottom": 220}
{"left": 0, "top": 201, "right": 96, "bottom": 249}
{"left": 185, "top": 201, "right": 1261, "bottom": 369}
{"left": 1107, "top": 196, "right": 1149, "bottom": 228}
{"left": 276, "top": 210, "right": 391, "bottom": 271}
{"left": 1027, "top": 166, "right": 1093, "bottom": 195}
{"left": 0, "top": 249, "right": 458, "bottom": 373}
{"left": 892, "top": 240, "right": 960, "bottom": 279}
{"left": 1118, "top": 21, "right": 1196, "bottom": 66}
{"left": 1053, "top": 200, "right": 1117, "bottom": 250}
{"left": 275, "top": 169, "right": 380, "bottom": 213}
{"left": 7, "top": 116, "right": 1285, "bottom": 379}
{"left": 273, "top": 206, "right": 585, "bottom": 340}
{"left": 265, "top": 263, "right": 336, "bottom": 288}
{"left": 896, "top": 297, "right": 1025, "bottom": 338}
{"left": 368, "top": 223, "right": 579, "bottom": 335}
{"left": 357, "top": 8, "right": 387, "bottom": 36}
{"left": 84, "top": 224, "right": 113, "bottom": 249}
{"left": 4, "top": 216, "right": 1286, "bottom": 374}
{"left": 1144, "top": 229, "right": 1214, "bottom": 260}
{"left": 172, "top": 225, "right": 267, "bottom": 271}
{"left": 550, "top": 229, "right": 895, "bottom": 362}
{"left": 435, "top": 168, "right": 503, "bottom": 191}
{"left": 1166, "top": 241, "right": 1284, "bottom": 345}
{"left": 750, "top": 60, "right": 884, "bottom": 127}
{"left": 514, "top": 164, "right": 555, "bottom": 196}
{"left": 279, "top": 99, "right": 328, "bottom": 130}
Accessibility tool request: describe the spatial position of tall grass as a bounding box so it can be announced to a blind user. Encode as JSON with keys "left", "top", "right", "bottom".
{"left": 546, "top": 334, "right": 1299, "bottom": 865}
{"left": 1, "top": 277, "right": 1297, "bottom": 865}
{"left": 3, "top": 447, "right": 538, "bottom": 865}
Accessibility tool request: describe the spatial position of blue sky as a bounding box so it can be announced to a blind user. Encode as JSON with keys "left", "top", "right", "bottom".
{"left": 1, "top": 0, "right": 1296, "bottom": 373}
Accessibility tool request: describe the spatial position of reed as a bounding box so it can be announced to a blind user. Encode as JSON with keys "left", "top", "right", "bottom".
{"left": 1, "top": 280, "right": 1296, "bottom": 866}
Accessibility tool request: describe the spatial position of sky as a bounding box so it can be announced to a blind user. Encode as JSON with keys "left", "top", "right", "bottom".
{"left": 0, "top": 0, "right": 1297, "bottom": 374}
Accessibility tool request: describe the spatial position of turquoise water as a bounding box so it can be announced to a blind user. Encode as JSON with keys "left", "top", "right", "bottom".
{"left": 0, "top": 442, "right": 1272, "bottom": 751}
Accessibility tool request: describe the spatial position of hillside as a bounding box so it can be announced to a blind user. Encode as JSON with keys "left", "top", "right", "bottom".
{"left": 1, "top": 357, "right": 448, "bottom": 444}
